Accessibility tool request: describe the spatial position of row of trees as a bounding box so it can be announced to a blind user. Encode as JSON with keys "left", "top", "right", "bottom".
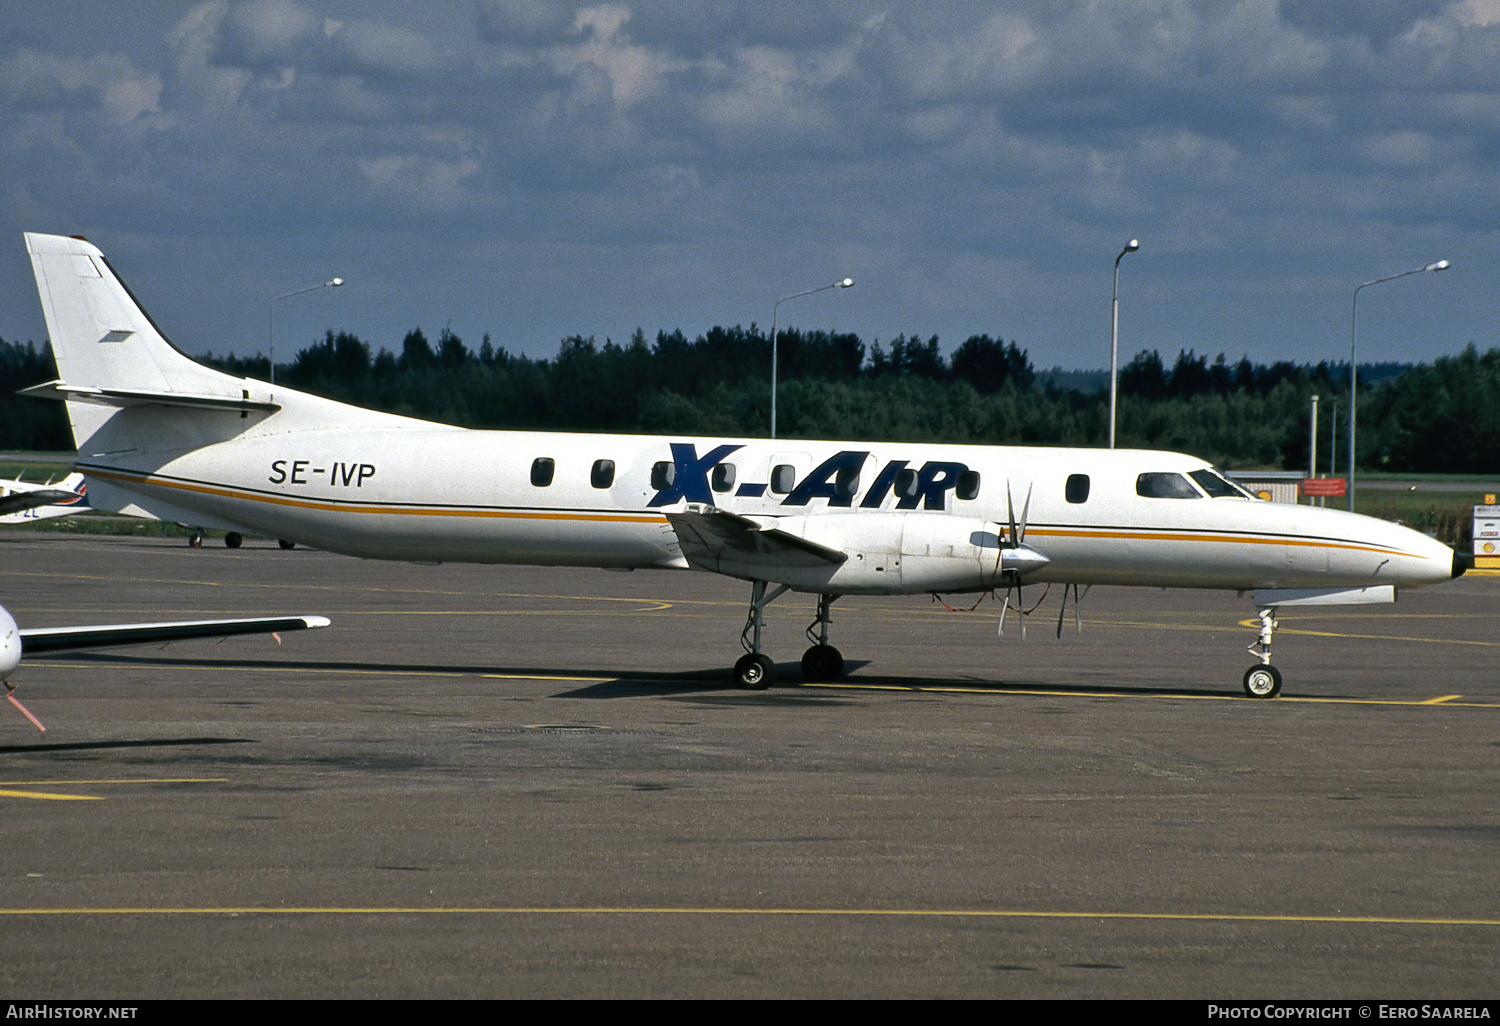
{"left": 3, "top": 329, "right": 1497, "bottom": 473}
{"left": 0, "top": 339, "right": 66, "bottom": 450}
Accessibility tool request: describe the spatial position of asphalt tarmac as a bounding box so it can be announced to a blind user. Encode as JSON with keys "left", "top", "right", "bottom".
{"left": 1, "top": 532, "right": 1497, "bottom": 999}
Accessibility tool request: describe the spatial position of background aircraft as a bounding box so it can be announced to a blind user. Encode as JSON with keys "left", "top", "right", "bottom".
{"left": 0, "top": 471, "right": 86, "bottom": 524}
{"left": 0, "top": 602, "right": 330, "bottom": 731}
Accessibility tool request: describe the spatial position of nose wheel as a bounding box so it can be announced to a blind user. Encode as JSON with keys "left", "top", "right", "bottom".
{"left": 1242, "top": 664, "right": 1282, "bottom": 699}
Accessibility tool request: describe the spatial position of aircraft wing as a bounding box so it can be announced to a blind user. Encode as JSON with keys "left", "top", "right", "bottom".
{"left": 0, "top": 489, "right": 80, "bottom": 516}
{"left": 664, "top": 505, "right": 847, "bottom": 574}
{"left": 18, "top": 615, "right": 331, "bottom": 655}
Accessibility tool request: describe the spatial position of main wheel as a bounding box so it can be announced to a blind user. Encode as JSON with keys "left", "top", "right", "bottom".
{"left": 278, "top": 539, "right": 296, "bottom": 550}
{"left": 801, "top": 644, "right": 844, "bottom": 681}
{"left": 1243, "top": 664, "right": 1283, "bottom": 699}
{"left": 733, "top": 653, "right": 775, "bottom": 690}
{"left": 188, "top": 531, "right": 204, "bottom": 548}
{"left": 224, "top": 532, "right": 243, "bottom": 549}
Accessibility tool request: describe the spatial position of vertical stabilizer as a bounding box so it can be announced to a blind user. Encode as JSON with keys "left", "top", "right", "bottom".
{"left": 24, "top": 232, "right": 250, "bottom": 450}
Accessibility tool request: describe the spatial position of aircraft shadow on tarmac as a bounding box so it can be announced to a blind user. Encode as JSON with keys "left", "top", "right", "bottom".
{"left": 29, "top": 651, "right": 1244, "bottom": 701}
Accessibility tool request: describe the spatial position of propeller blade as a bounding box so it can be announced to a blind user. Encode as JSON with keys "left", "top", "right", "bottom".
{"left": 1006, "top": 483, "right": 1019, "bottom": 548}
{"left": 997, "top": 579, "right": 1025, "bottom": 638}
{"left": 1018, "top": 483, "right": 1032, "bottom": 545}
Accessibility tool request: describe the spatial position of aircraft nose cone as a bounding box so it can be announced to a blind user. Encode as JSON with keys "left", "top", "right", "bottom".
{"left": 1453, "top": 550, "right": 1474, "bottom": 579}
{"left": 1002, "top": 544, "right": 1051, "bottom": 577}
{"left": 0, "top": 606, "right": 21, "bottom": 679}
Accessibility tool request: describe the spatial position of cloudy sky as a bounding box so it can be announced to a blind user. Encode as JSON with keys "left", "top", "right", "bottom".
{"left": 1, "top": 0, "right": 1496, "bottom": 374}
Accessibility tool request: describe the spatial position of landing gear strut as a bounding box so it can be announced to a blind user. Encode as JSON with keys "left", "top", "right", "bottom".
{"left": 734, "top": 580, "right": 790, "bottom": 690}
{"left": 801, "top": 593, "right": 844, "bottom": 681}
{"left": 1243, "top": 607, "right": 1283, "bottom": 698}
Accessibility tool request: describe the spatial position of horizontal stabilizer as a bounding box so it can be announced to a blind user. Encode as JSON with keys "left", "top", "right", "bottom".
{"left": 665, "top": 505, "right": 848, "bottom": 574}
{"left": 20, "top": 615, "right": 330, "bottom": 655}
{"left": 19, "top": 380, "right": 280, "bottom": 414}
{"left": 1251, "top": 585, "right": 1396, "bottom": 607}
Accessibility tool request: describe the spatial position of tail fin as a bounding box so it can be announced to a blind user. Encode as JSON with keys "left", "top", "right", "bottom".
{"left": 23, "top": 233, "right": 269, "bottom": 451}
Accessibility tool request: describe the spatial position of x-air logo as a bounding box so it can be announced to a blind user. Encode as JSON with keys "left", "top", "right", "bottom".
{"left": 647, "top": 443, "right": 975, "bottom": 511}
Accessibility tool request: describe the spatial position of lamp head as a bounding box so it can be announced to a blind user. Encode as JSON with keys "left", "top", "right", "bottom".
{"left": 1123, "top": 239, "right": 1139, "bottom": 253}
{"left": 327, "top": 277, "right": 344, "bottom": 287}
{"left": 1425, "top": 260, "right": 1449, "bottom": 273}
{"left": 837, "top": 277, "right": 855, "bottom": 288}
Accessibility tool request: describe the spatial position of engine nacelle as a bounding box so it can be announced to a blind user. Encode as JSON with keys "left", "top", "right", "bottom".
{"left": 774, "top": 512, "right": 1011, "bottom": 595}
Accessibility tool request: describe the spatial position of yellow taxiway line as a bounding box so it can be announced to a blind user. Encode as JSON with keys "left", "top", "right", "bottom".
{"left": 0, "top": 777, "right": 228, "bottom": 802}
{"left": 0, "top": 790, "right": 102, "bottom": 801}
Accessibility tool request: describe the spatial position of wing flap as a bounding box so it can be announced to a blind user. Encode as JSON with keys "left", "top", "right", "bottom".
{"left": 664, "top": 505, "right": 847, "bottom": 574}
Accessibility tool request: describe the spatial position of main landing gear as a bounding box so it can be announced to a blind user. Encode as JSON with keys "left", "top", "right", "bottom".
{"left": 801, "top": 593, "right": 844, "bottom": 682}
{"left": 732, "top": 583, "right": 845, "bottom": 690}
{"left": 1243, "top": 607, "right": 1283, "bottom": 699}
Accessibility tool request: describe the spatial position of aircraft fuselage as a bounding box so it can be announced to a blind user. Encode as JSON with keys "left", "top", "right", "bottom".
{"left": 74, "top": 406, "right": 1458, "bottom": 596}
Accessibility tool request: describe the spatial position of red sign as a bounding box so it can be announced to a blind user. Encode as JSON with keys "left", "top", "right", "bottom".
{"left": 1302, "top": 477, "right": 1347, "bottom": 497}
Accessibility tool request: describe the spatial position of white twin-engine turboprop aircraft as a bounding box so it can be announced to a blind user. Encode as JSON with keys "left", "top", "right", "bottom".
{"left": 0, "top": 471, "right": 87, "bottom": 523}
{"left": 19, "top": 232, "right": 1467, "bottom": 698}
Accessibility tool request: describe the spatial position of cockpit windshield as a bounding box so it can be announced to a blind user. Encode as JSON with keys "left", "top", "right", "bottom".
{"left": 1189, "top": 468, "right": 1254, "bottom": 499}
{"left": 1136, "top": 472, "right": 1201, "bottom": 499}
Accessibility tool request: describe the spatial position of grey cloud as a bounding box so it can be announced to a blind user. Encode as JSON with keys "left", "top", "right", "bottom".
{"left": 213, "top": 0, "right": 324, "bottom": 68}
{"left": 1280, "top": 0, "right": 1447, "bottom": 46}
{"left": 476, "top": 0, "right": 576, "bottom": 45}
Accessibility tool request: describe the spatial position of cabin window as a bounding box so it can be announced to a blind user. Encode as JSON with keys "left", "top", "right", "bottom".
{"left": 894, "top": 468, "right": 919, "bottom": 499}
{"left": 591, "top": 459, "right": 615, "bottom": 489}
{"left": 1066, "top": 474, "right": 1090, "bottom": 504}
{"left": 1189, "top": 468, "right": 1251, "bottom": 499}
{"left": 835, "top": 465, "right": 862, "bottom": 500}
{"left": 771, "top": 464, "right": 796, "bottom": 494}
{"left": 1136, "top": 472, "right": 1200, "bottom": 499}
{"left": 651, "top": 461, "right": 675, "bottom": 490}
{"left": 956, "top": 470, "right": 981, "bottom": 501}
{"left": 711, "top": 463, "right": 736, "bottom": 493}
{"left": 531, "top": 458, "right": 555, "bottom": 487}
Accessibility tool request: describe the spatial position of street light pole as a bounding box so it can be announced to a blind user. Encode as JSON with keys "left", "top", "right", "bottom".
{"left": 1309, "top": 393, "right": 1319, "bottom": 505}
{"left": 1348, "top": 259, "right": 1447, "bottom": 511}
{"left": 1109, "top": 239, "right": 1139, "bottom": 449}
{"left": 269, "top": 277, "right": 344, "bottom": 385}
{"left": 769, "top": 277, "right": 854, "bottom": 439}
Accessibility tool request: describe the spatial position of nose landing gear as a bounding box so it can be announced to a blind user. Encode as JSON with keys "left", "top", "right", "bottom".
{"left": 1243, "top": 608, "right": 1282, "bottom": 698}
